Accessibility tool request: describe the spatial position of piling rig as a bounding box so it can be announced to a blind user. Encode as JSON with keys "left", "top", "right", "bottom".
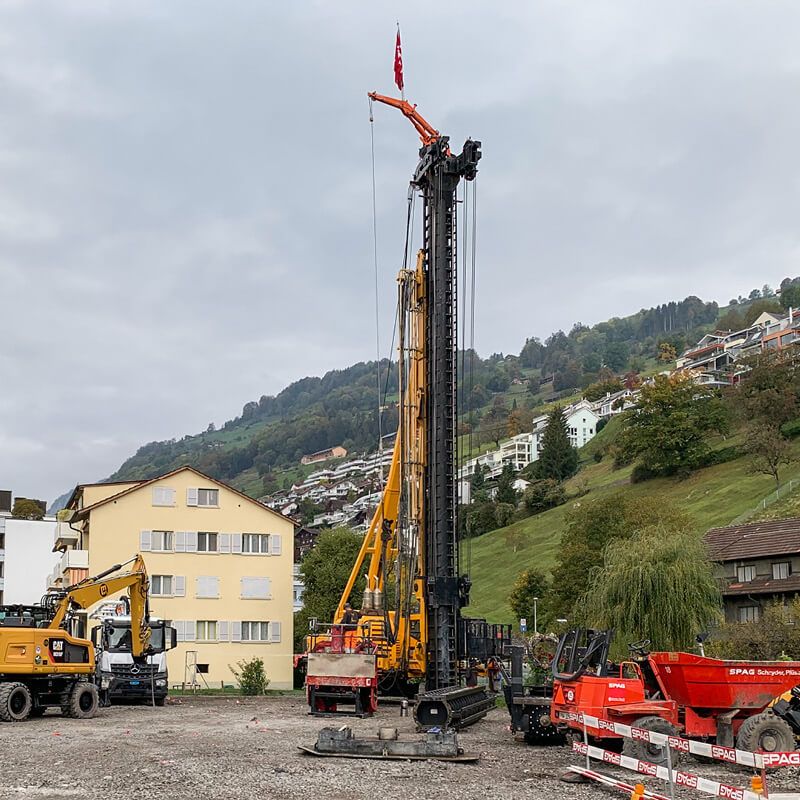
{"left": 305, "top": 93, "right": 509, "bottom": 725}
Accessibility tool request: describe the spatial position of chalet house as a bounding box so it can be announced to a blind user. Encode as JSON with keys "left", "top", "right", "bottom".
{"left": 704, "top": 518, "right": 800, "bottom": 623}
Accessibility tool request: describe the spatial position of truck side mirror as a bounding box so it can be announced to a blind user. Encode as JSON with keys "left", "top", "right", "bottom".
{"left": 90, "top": 627, "right": 100, "bottom": 648}
{"left": 169, "top": 627, "right": 177, "bottom": 650}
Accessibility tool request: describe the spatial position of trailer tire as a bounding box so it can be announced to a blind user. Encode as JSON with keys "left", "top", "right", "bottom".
{"left": 622, "top": 716, "right": 678, "bottom": 767}
{"left": 0, "top": 682, "right": 32, "bottom": 722}
{"left": 736, "top": 710, "right": 795, "bottom": 754}
{"left": 62, "top": 682, "right": 99, "bottom": 719}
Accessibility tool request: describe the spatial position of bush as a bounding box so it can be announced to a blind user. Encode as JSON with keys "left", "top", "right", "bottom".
{"left": 230, "top": 657, "right": 270, "bottom": 695}
{"left": 630, "top": 464, "right": 656, "bottom": 483}
{"left": 595, "top": 417, "right": 607, "bottom": 433}
{"left": 781, "top": 418, "right": 800, "bottom": 438}
{"left": 523, "top": 479, "right": 566, "bottom": 515}
{"left": 695, "top": 445, "right": 742, "bottom": 468}
{"left": 593, "top": 450, "right": 603, "bottom": 463}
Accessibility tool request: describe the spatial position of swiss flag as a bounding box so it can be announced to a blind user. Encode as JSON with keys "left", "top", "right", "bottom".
{"left": 394, "top": 28, "right": 404, "bottom": 93}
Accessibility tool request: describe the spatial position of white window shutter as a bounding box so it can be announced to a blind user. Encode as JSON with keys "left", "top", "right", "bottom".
{"left": 218, "top": 621, "right": 229, "bottom": 642}
{"left": 174, "top": 575, "right": 186, "bottom": 597}
{"left": 187, "top": 487, "right": 198, "bottom": 506}
{"left": 175, "top": 531, "right": 186, "bottom": 553}
{"left": 271, "top": 534, "right": 282, "bottom": 556}
{"left": 271, "top": 621, "right": 281, "bottom": 643}
{"left": 186, "top": 531, "right": 198, "bottom": 552}
{"left": 231, "top": 621, "right": 242, "bottom": 642}
{"left": 231, "top": 533, "right": 242, "bottom": 554}
{"left": 265, "top": 576, "right": 272, "bottom": 598}
{"left": 196, "top": 576, "right": 220, "bottom": 598}
{"left": 166, "top": 487, "right": 176, "bottom": 505}
{"left": 241, "top": 577, "right": 269, "bottom": 599}
{"left": 184, "top": 621, "right": 196, "bottom": 641}
{"left": 174, "top": 620, "right": 185, "bottom": 642}
{"left": 219, "top": 533, "right": 231, "bottom": 554}
{"left": 139, "top": 530, "right": 152, "bottom": 551}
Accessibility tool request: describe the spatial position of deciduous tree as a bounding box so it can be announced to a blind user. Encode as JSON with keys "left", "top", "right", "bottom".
{"left": 580, "top": 525, "right": 721, "bottom": 652}
{"left": 508, "top": 569, "right": 549, "bottom": 628}
{"left": 617, "top": 374, "right": 728, "bottom": 476}
{"left": 294, "top": 527, "right": 364, "bottom": 650}
{"left": 11, "top": 498, "right": 44, "bottom": 520}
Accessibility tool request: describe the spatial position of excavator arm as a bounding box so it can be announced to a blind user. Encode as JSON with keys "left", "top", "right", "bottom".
{"left": 49, "top": 555, "right": 151, "bottom": 657}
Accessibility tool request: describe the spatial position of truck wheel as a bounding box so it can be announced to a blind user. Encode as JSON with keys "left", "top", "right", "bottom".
{"left": 736, "top": 710, "right": 795, "bottom": 754}
{"left": 0, "top": 682, "right": 32, "bottom": 722}
{"left": 622, "top": 716, "right": 678, "bottom": 768}
{"left": 154, "top": 696, "right": 166, "bottom": 707}
{"left": 62, "top": 683, "right": 99, "bottom": 719}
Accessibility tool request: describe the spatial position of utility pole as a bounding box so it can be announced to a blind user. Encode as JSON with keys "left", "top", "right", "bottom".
{"left": 533, "top": 596, "right": 539, "bottom": 636}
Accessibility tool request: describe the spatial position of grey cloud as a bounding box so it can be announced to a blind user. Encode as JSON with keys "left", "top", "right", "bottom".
{"left": 2, "top": 1, "right": 800, "bottom": 501}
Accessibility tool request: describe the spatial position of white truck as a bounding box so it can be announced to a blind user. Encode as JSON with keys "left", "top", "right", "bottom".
{"left": 90, "top": 602, "right": 176, "bottom": 705}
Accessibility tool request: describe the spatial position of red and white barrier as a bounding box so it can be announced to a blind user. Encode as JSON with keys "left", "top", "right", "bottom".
{"left": 572, "top": 740, "right": 765, "bottom": 800}
{"left": 560, "top": 710, "right": 800, "bottom": 800}
{"left": 566, "top": 765, "right": 670, "bottom": 800}
{"left": 558, "top": 710, "right": 800, "bottom": 771}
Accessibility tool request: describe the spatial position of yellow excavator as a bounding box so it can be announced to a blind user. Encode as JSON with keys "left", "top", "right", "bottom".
{"left": 0, "top": 554, "right": 151, "bottom": 721}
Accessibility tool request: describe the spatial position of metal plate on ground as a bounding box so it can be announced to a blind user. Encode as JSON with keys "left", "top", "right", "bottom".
{"left": 298, "top": 745, "right": 479, "bottom": 763}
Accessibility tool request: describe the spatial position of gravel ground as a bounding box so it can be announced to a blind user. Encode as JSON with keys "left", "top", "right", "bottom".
{"left": 0, "top": 695, "right": 796, "bottom": 800}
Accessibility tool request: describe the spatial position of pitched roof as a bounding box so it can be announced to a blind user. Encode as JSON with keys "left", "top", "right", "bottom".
{"left": 704, "top": 518, "right": 800, "bottom": 562}
{"left": 63, "top": 479, "right": 147, "bottom": 512}
{"left": 73, "top": 465, "right": 293, "bottom": 525}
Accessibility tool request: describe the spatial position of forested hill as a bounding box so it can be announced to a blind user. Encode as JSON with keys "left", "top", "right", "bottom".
{"left": 90, "top": 285, "right": 786, "bottom": 503}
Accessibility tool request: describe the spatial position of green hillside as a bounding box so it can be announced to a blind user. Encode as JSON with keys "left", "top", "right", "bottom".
{"left": 465, "top": 428, "right": 800, "bottom": 624}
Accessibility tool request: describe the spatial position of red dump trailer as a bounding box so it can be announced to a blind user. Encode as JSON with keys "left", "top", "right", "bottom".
{"left": 551, "top": 629, "right": 800, "bottom": 764}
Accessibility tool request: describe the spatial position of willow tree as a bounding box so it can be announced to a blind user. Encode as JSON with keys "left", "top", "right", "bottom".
{"left": 580, "top": 525, "right": 721, "bottom": 652}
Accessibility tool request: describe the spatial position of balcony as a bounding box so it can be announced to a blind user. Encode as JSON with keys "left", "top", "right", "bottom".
{"left": 53, "top": 522, "right": 79, "bottom": 552}
{"left": 60, "top": 549, "right": 89, "bottom": 572}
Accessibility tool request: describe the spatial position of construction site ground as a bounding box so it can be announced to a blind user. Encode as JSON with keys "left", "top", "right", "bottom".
{"left": 0, "top": 694, "right": 797, "bottom": 800}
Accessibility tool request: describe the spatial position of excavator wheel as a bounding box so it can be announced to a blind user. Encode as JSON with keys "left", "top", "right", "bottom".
{"left": 622, "top": 716, "right": 679, "bottom": 768}
{"left": 62, "top": 682, "right": 99, "bottom": 719}
{"left": 0, "top": 682, "right": 33, "bottom": 722}
{"left": 736, "top": 710, "right": 795, "bottom": 754}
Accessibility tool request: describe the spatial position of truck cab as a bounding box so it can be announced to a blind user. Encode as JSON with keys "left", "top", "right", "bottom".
{"left": 92, "top": 613, "right": 176, "bottom": 705}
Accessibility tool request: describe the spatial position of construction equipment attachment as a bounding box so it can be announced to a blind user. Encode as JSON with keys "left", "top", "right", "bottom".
{"left": 414, "top": 684, "right": 495, "bottom": 730}
{"left": 299, "top": 724, "right": 479, "bottom": 762}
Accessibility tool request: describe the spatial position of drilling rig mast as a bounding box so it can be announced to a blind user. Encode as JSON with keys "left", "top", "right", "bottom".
{"left": 304, "top": 92, "right": 507, "bottom": 720}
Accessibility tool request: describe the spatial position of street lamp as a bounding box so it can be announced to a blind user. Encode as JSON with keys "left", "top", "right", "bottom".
{"left": 532, "top": 596, "right": 539, "bottom": 635}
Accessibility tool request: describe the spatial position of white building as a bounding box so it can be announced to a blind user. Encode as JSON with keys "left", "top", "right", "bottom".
{"left": 0, "top": 506, "right": 61, "bottom": 605}
{"left": 531, "top": 400, "right": 601, "bottom": 461}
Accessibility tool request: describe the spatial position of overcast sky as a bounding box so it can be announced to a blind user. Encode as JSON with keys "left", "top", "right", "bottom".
{"left": 2, "top": 1, "right": 800, "bottom": 503}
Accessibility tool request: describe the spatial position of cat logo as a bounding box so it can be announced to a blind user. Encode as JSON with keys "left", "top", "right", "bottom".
{"left": 99, "top": 583, "right": 109, "bottom": 597}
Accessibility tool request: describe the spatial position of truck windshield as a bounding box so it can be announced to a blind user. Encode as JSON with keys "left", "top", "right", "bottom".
{"left": 106, "top": 623, "right": 165, "bottom": 653}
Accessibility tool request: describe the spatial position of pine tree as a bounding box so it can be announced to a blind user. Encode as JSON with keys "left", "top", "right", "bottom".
{"left": 534, "top": 406, "right": 578, "bottom": 481}
{"left": 495, "top": 462, "right": 519, "bottom": 505}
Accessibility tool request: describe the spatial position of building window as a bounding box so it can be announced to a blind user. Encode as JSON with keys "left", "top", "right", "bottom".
{"left": 243, "top": 533, "right": 270, "bottom": 554}
{"left": 151, "top": 531, "right": 173, "bottom": 552}
{"left": 198, "top": 488, "right": 219, "bottom": 507}
{"left": 772, "top": 562, "right": 791, "bottom": 580}
{"left": 241, "top": 621, "right": 270, "bottom": 641}
{"left": 198, "top": 532, "right": 218, "bottom": 552}
{"left": 152, "top": 487, "right": 175, "bottom": 507}
{"left": 151, "top": 575, "right": 173, "bottom": 596}
{"left": 196, "top": 620, "right": 217, "bottom": 641}
{"left": 736, "top": 565, "right": 756, "bottom": 583}
{"left": 738, "top": 606, "right": 760, "bottom": 623}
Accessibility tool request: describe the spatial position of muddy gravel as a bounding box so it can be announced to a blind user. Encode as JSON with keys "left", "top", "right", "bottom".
{"left": 0, "top": 695, "right": 796, "bottom": 800}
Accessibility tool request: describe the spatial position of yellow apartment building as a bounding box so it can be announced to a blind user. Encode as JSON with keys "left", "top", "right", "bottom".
{"left": 55, "top": 466, "right": 295, "bottom": 689}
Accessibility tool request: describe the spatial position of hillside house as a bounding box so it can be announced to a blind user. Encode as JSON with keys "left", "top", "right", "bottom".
{"left": 301, "top": 445, "right": 348, "bottom": 466}
{"left": 704, "top": 518, "right": 800, "bottom": 623}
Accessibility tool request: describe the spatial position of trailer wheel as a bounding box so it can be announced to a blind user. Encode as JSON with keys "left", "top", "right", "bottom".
{"left": 736, "top": 710, "right": 795, "bottom": 754}
{"left": 62, "top": 683, "right": 99, "bottom": 719}
{"left": 0, "top": 682, "right": 32, "bottom": 722}
{"left": 622, "top": 716, "right": 678, "bottom": 767}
